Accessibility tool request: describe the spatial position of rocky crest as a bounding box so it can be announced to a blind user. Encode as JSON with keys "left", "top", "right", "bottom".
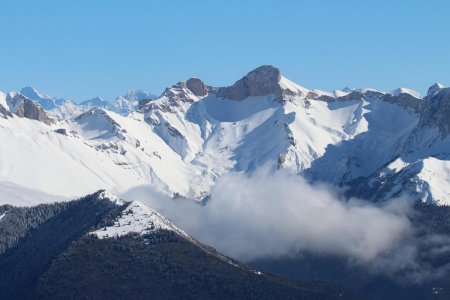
{"left": 183, "top": 78, "right": 208, "bottom": 96}
{"left": 384, "top": 91, "right": 421, "bottom": 112}
{"left": 418, "top": 85, "right": 450, "bottom": 137}
{"left": 427, "top": 83, "right": 444, "bottom": 98}
{"left": 14, "top": 99, "right": 55, "bottom": 125}
{"left": 141, "top": 78, "right": 209, "bottom": 113}
{"left": 6, "top": 93, "right": 54, "bottom": 125}
{"left": 216, "top": 65, "right": 285, "bottom": 100}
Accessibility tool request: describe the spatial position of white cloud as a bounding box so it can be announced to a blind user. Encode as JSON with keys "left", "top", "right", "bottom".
{"left": 122, "top": 168, "right": 412, "bottom": 262}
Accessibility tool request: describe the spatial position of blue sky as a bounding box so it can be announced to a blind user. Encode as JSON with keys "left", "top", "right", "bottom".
{"left": 1, "top": 0, "right": 449, "bottom": 102}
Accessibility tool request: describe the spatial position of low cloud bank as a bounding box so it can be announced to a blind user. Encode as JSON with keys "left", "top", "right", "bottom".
{"left": 122, "top": 169, "right": 412, "bottom": 261}
{"left": 122, "top": 168, "right": 449, "bottom": 282}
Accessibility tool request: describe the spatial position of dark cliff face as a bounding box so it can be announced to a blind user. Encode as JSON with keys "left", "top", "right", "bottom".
{"left": 418, "top": 86, "right": 450, "bottom": 137}
{"left": 13, "top": 98, "right": 55, "bottom": 125}
{"left": 216, "top": 65, "right": 284, "bottom": 100}
{"left": 184, "top": 77, "right": 208, "bottom": 96}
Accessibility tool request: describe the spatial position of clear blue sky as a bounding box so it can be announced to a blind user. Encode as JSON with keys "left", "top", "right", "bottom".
{"left": 1, "top": 0, "right": 449, "bottom": 102}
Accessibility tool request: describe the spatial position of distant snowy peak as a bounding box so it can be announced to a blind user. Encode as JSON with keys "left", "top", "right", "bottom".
{"left": 390, "top": 88, "right": 421, "bottom": 99}
{"left": 20, "top": 86, "right": 58, "bottom": 110}
{"left": 48, "top": 99, "right": 86, "bottom": 120}
{"left": 80, "top": 96, "right": 110, "bottom": 107}
{"left": 114, "top": 89, "right": 156, "bottom": 115}
{"left": 20, "top": 86, "right": 49, "bottom": 100}
{"left": 119, "top": 89, "right": 156, "bottom": 102}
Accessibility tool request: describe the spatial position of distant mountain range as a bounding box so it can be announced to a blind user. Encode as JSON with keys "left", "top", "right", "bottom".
{"left": 1, "top": 65, "right": 450, "bottom": 205}
{"left": 16, "top": 86, "right": 157, "bottom": 118}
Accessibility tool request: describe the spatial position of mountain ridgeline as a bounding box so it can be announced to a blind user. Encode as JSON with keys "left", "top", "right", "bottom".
{"left": 1, "top": 65, "right": 450, "bottom": 205}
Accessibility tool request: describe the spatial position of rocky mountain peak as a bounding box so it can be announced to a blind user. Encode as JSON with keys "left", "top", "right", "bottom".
{"left": 6, "top": 93, "right": 55, "bottom": 125}
{"left": 427, "top": 83, "right": 445, "bottom": 97}
{"left": 418, "top": 87, "right": 450, "bottom": 136}
{"left": 149, "top": 78, "right": 209, "bottom": 110}
{"left": 244, "top": 65, "right": 282, "bottom": 85}
{"left": 216, "top": 65, "right": 283, "bottom": 100}
{"left": 184, "top": 78, "right": 208, "bottom": 96}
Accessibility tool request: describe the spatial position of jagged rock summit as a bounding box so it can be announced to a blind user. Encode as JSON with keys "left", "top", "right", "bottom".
{"left": 427, "top": 83, "right": 445, "bottom": 97}
{"left": 419, "top": 84, "right": 450, "bottom": 137}
{"left": 184, "top": 77, "right": 208, "bottom": 96}
{"left": 217, "top": 65, "right": 282, "bottom": 100}
{"left": 5, "top": 93, "right": 55, "bottom": 125}
{"left": 215, "top": 65, "right": 309, "bottom": 101}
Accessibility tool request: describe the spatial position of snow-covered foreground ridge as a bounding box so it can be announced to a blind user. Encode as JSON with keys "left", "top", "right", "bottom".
{"left": 91, "top": 190, "right": 191, "bottom": 240}
{"left": 1, "top": 65, "right": 450, "bottom": 205}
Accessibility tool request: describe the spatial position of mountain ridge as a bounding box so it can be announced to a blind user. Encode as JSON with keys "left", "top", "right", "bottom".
{"left": 1, "top": 65, "right": 450, "bottom": 205}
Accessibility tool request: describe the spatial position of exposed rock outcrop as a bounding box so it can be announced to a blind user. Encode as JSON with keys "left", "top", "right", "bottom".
{"left": 14, "top": 98, "right": 55, "bottom": 125}
{"left": 383, "top": 92, "right": 421, "bottom": 112}
{"left": 183, "top": 78, "right": 208, "bottom": 96}
{"left": 138, "top": 98, "right": 152, "bottom": 110}
{"left": 0, "top": 104, "right": 12, "bottom": 119}
{"left": 418, "top": 85, "right": 450, "bottom": 137}
{"left": 141, "top": 78, "right": 209, "bottom": 113}
{"left": 54, "top": 128, "right": 67, "bottom": 135}
{"left": 6, "top": 93, "right": 55, "bottom": 125}
{"left": 427, "top": 83, "right": 444, "bottom": 98}
{"left": 216, "top": 65, "right": 284, "bottom": 100}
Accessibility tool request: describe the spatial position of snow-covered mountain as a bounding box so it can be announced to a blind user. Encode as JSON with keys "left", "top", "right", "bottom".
{"left": 80, "top": 96, "right": 110, "bottom": 108}
{"left": 19, "top": 86, "right": 60, "bottom": 110}
{"left": 1, "top": 65, "right": 450, "bottom": 205}
{"left": 113, "top": 89, "right": 156, "bottom": 115}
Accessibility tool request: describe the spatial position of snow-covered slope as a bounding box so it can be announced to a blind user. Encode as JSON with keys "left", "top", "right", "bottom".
{"left": 0, "top": 108, "right": 192, "bottom": 203}
{"left": 48, "top": 99, "right": 87, "bottom": 119}
{"left": 1, "top": 65, "right": 450, "bottom": 205}
{"left": 0, "top": 91, "right": 8, "bottom": 109}
{"left": 91, "top": 199, "right": 190, "bottom": 239}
